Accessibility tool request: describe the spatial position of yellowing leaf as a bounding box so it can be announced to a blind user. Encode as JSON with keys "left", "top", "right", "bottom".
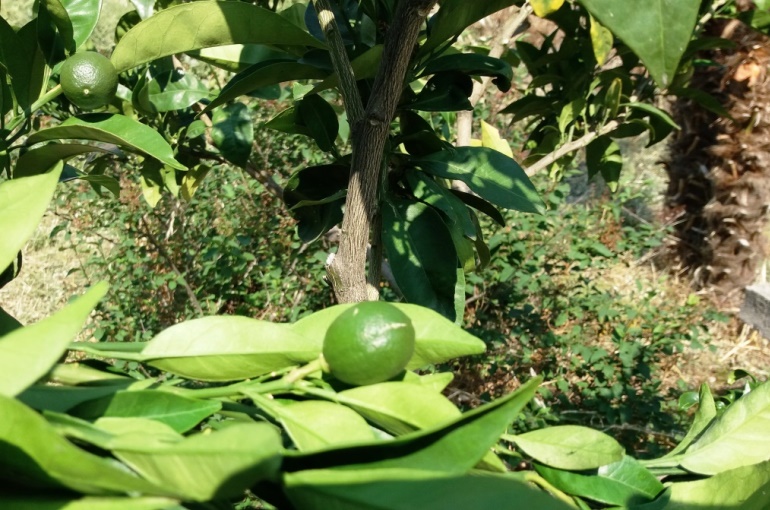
{"left": 531, "top": 0, "right": 565, "bottom": 18}
{"left": 480, "top": 121, "right": 513, "bottom": 157}
{"left": 590, "top": 15, "right": 614, "bottom": 66}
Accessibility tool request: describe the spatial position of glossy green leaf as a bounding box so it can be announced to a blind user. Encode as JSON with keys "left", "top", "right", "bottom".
{"left": 69, "top": 390, "right": 221, "bottom": 433}
{"left": 407, "top": 172, "right": 475, "bottom": 239}
{"left": 0, "top": 393, "right": 167, "bottom": 495}
{"left": 114, "top": 422, "right": 282, "bottom": 501}
{"left": 338, "top": 382, "right": 460, "bottom": 436}
{"left": 450, "top": 188, "right": 506, "bottom": 226}
{"left": 211, "top": 102, "right": 254, "bottom": 167}
{"left": 143, "top": 68, "right": 208, "bottom": 112}
{"left": 289, "top": 303, "right": 486, "bottom": 369}
{"left": 42, "top": 0, "right": 76, "bottom": 54}
{"left": 586, "top": 136, "right": 622, "bottom": 191}
{"left": 579, "top": 0, "right": 699, "bottom": 88}
{"left": 284, "top": 469, "right": 573, "bottom": 510}
{"left": 264, "top": 105, "right": 310, "bottom": 136}
{"left": 509, "top": 425, "right": 625, "bottom": 470}
{"left": 408, "top": 372, "right": 454, "bottom": 393}
{"left": 188, "top": 43, "right": 290, "bottom": 73}
{"left": 297, "top": 94, "right": 339, "bottom": 152}
{"left": 18, "top": 384, "right": 129, "bottom": 413}
{"left": 679, "top": 380, "right": 770, "bottom": 475}
{"left": 111, "top": 1, "right": 325, "bottom": 72}
{"left": 0, "top": 282, "right": 108, "bottom": 397}
{"left": 14, "top": 143, "right": 113, "bottom": 178}
{"left": 0, "top": 166, "right": 61, "bottom": 274}
{"left": 246, "top": 395, "right": 376, "bottom": 451}
{"left": 422, "top": 53, "right": 512, "bottom": 92}
{"left": 408, "top": 72, "right": 473, "bottom": 112}
{"left": 0, "top": 492, "right": 179, "bottom": 510}
{"left": 664, "top": 384, "right": 717, "bottom": 458}
{"left": 205, "top": 59, "right": 326, "bottom": 113}
{"left": 282, "top": 376, "right": 542, "bottom": 474}
{"left": 0, "top": 306, "right": 22, "bottom": 336}
{"left": 412, "top": 147, "right": 543, "bottom": 214}
{"left": 536, "top": 456, "right": 664, "bottom": 506}
{"left": 666, "top": 459, "right": 770, "bottom": 509}
{"left": 422, "top": 0, "right": 520, "bottom": 56}
{"left": 382, "top": 198, "right": 459, "bottom": 320}
{"left": 12, "top": 21, "right": 48, "bottom": 109}
{"left": 141, "top": 316, "right": 320, "bottom": 381}
{"left": 49, "top": 0, "right": 101, "bottom": 51}
{"left": 43, "top": 412, "right": 179, "bottom": 452}
{"left": 26, "top": 114, "right": 186, "bottom": 170}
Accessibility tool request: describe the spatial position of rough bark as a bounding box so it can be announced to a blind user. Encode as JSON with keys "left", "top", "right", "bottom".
{"left": 327, "top": 0, "right": 438, "bottom": 303}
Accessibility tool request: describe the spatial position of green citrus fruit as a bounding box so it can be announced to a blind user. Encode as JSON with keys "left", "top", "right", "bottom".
{"left": 60, "top": 52, "right": 119, "bottom": 110}
{"left": 322, "top": 302, "right": 415, "bottom": 386}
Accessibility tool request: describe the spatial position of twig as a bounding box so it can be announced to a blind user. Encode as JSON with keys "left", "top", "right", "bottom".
{"left": 456, "top": 2, "right": 533, "bottom": 146}
{"left": 139, "top": 214, "right": 204, "bottom": 316}
{"left": 525, "top": 120, "right": 620, "bottom": 176}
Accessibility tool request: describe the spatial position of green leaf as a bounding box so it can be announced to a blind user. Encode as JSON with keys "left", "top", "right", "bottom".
{"left": 141, "top": 316, "right": 320, "bottom": 381}
{"left": 481, "top": 120, "right": 514, "bottom": 157}
{"left": 407, "top": 72, "right": 473, "bottom": 112}
{"left": 14, "top": 142, "right": 113, "bottom": 178}
{"left": 246, "top": 395, "right": 376, "bottom": 451}
{"left": 264, "top": 105, "right": 310, "bottom": 136}
{"left": 69, "top": 390, "right": 221, "bottom": 433}
{"left": 579, "top": 0, "right": 700, "bottom": 88}
{"left": 422, "top": 0, "right": 520, "bottom": 56}
{"left": 284, "top": 470, "right": 574, "bottom": 510}
{"left": 297, "top": 94, "right": 339, "bottom": 153}
{"left": 0, "top": 306, "right": 22, "bottom": 336}
{"left": 535, "top": 456, "right": 664, "bottom": 506}
{"left": 0, "top": 393, "right": 167, "bottom": 495}
{"left": 113, "top": 422, "right": 283, "bottom": 501}
{"left": 143, "top": 68, "right": 208, "bottom": 112}
{"left": 679, "top": 380, "right": 770, "bottom": 475}
{"left": 281, "top": 376, "right": 542, "bottom": 474}
{"left": 0, "top": 165, "right": 61, "bottom": 274}
{"left": 586, "top": 136, "right": 622, "bottom": 191}
{"left": 0, "top": 282, "right": 108, "bottom": 397}
{"left": 26, "top": 114, "right": 186, "bottom": 171}
{"left": 664, "top": 459, "right": 770, "bottom": 509}
{"left": 412, "top": 147, "right": 543, "bottom": 213}
{"left": 450, "top": 188, "right": 506, "bottom": 226}
{"left": 664, "top": 384, "right": 717, "bottom": 458}
{"left": 0, "top": 492, "right": 179, "bottom": 510}
{"left": 42, "top": 0, "right": 76, "bottom": 54}
{"left": 282, "top": 163, "right": 348, "bottom": 242}
{"left": 407, "top": 172, "right": 476, "bottom": 239}
{"left": 188, "top": 43, "right": 290, "bottom": 73}
{"left": 508, "top": 425, "right": 625, "bottom": 470}
{"left": 12, "top": 21, "right": 48, "bottom": 109}
{"left": 205, "top": 59, "right": 326, "bottom": 113}
{"left": 111, "top": 2, "right": 325, "bottom": 72}
{"left": 211, "top": 102, "right": 254, "bottom": 167}
{"left": 18, "top": 384, "right": 129, "bottom": 413}
{"left": 337, "top": 382, "right": 460, "bottom": 436}
{"left": 382, "top": 198, "right": 459, "bottom": 320}
{"left": 422, "top": 53, "right": 513, "bottom": 92}
{"left": 65, "top": 0, "right": 102, "bottom": 49}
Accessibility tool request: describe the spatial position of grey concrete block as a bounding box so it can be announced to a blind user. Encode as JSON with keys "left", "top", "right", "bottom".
{"left": 740, "top": 284, "right": 770, "bottom": 338}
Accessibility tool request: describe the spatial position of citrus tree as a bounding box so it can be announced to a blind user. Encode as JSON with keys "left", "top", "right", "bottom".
{"left": 2, "top": 0, "right": 770, "bottom": 508}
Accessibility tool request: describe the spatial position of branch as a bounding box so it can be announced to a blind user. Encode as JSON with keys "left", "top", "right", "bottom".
{"left": 139, "top": 214, "right": 205, "bottom": 316}
{"left": 525, "top": 120, "right": 620, "bottom": 177}
{"left": 328, "top": 0, "right": 438, "bottom": 303}
{"left": 456, "top": 2, "right": 533, "bottom": 146}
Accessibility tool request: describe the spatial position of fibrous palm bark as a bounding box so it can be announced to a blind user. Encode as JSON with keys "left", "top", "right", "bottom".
{"left": 666, "top": 18, "right": 770, "bottom": 302}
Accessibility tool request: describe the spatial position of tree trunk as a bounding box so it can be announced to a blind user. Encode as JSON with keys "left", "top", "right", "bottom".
{"left": 666, "top": 18, "right": 770, "bottom": 302}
